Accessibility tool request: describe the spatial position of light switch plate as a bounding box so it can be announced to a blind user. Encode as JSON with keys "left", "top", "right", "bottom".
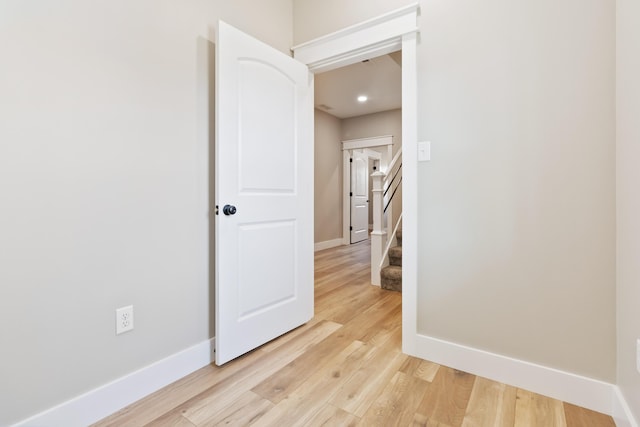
{"left": 418, "top": 141, "right": 431, "bottom": 162}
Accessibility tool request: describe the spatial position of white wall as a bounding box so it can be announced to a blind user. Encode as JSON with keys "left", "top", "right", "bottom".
{"left": 314, "top": 109, "right": 343, "bottom": 243}
{"left": 0, "top": 1, "right": 293, "bottom": 425}
{"left": 616, "top": 0, "right": 640, "bottom": 420}
{"left": 295, "top": 0, "right": 616, "bottom": 383}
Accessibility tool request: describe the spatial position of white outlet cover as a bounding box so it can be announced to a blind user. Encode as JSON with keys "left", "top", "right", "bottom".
{"left": 116, "top": 305, "right": 134, "bottom": 335}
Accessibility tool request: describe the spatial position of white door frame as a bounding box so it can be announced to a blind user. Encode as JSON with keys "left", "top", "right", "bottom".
{"left": 292, "top": 2, "right": 419, "bottom": 357}
{"left": 342, "top": 137, "right": 390, "bottom": 246}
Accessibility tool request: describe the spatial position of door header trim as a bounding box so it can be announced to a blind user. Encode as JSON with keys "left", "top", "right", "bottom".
{"left": 291, "top": 3, "right": 419, "bottom": 73}
{"left": 342, "top": 135, "right": 394, "bottom": 150}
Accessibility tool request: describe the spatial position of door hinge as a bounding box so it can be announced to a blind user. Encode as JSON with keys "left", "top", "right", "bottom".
{"left": 350, "top": 192, "right": 353, "bottom": 197}
{"left": 350, "top": 226, "right": 353, "bottom": 231}
{"left": 350, "top": 158, "right": 353, "bottom": 163}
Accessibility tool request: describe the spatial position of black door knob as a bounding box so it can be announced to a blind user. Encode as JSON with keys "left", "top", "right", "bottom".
{"left": 223, "top": 205, "right": 237, "bottom": 216}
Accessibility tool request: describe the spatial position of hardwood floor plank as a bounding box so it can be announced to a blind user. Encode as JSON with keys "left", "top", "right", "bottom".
{"left": 358, "top": 371, "right": 431, "bottom": 426}
{"left": 304, "top": 404, "right": 360, "bottom": 427}
{"left": 257, "top": 316, "right": 322, "bottom": 354}
{"left": 357, "top": 300, "right": 402, "bottom": 344}
{"left": 250, "top": 328, "right": 360, "bottom": 404}
{"left": 562, "top": 402, "right": 616, "bottom": 427}
{"left": 144, "top": 412, "right": 196, "bottom": 427}
{"left": 412, "top": 414, "right": 454, "bottom": 427}
{"left": 366, "top": 319, "right": 402, "bottom": 350}
{"left": 314, "top": 276, "right": 378, "bottom": 323}
{"left": 328, "top": 340, "right": 408, "bottom": 417}
{"left": 193, "top": 391, "right": 273, "bottom": 427}
{"left": 315, "top": 258, "right": 368, "bottom": 284}
{"left": 400, "top": 357, "right": 423, "bottom": 376}
{"left": 338, "top": 292, "right": 402, "bottom": 342}
{"left": 315, "top": 245, "right": 368, "bottom": 277}
{"left": 251, "top": 340, "right": 367, "bottom": 426}
{"left": 315, "top": 265, "right": 368, "bottom": 293}
{"left": 252, "top": 289, "right": 402, "bottom": 404}
{"left": 400, "top": 357, "right": 441, "bottom": 383}
{"left": 461, "top": 376, "right": 517, "bottom": 427}
{"left": 322, "top": 284, "right": 388, "bottom": 325}
{"left": 314, "top": 244, "right": 368, "bottom": 284}
{"left": 415, "top": 367, "right": 476, "bottom": 427}
{"left": 159, "top": 320, "right": 342, "bottom": 425}
{"left": 415, "top": 360, "right": 441, "bottom": 383}
{"left": 253, "top": 319, "right": 343, "bottom": 357}
{"left": 514, "top": 389, "right": 566, "bottom": 427}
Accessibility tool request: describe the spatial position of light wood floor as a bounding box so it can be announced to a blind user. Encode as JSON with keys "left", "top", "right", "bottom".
{"left": 94, "top": 240, "right": 615, "bottom": 427}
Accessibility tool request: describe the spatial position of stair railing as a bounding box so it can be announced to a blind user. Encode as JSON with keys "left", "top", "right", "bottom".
{"left": 382, "top": 148, "right": 402, "bottom": 239}
{"left": 379, "top": 213, "right": 403, "bottom": 273}
{"left": 371, "top": 148, "right": 402, "bottom": 286}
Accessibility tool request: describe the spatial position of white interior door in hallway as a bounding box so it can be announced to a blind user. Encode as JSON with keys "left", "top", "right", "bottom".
{"left": 350, "top": 150, "right": 369, "bottom": 243}
{"left": 215, "top": 21, "right": 314, "bottom": 365}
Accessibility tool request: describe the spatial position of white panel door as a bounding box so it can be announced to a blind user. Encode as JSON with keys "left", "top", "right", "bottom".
{"left": 350, "top": 150, "right": 369, "bottom": 243}
{"left": 215, "top": 21, "right": 314, "bottom": 365}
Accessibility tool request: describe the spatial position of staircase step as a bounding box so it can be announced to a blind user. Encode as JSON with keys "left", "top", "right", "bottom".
{"left": 381, "top": 265, "right": 402, "bottom": 292}
{"left": 389, "top": 245, "right": 402, "bottom": 266}
{"left": 396, "top": 229, "right": 402, "bottom": 246}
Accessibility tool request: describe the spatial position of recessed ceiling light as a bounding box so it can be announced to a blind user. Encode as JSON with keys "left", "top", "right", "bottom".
{"left": 357, "top": 95, "right": 368, "bottom": 102}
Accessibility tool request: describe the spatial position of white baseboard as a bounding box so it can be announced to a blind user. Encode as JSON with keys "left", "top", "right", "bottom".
{"left": 12, "top": 338, "right": 216, "bottom": 427}
{"left": 613, "top": 386, "right": 639, "bottom": 427}
{"left": 411, "top": 333, "right": 625, "bottom": 418}
{"left": 314, "top": 238, "right": 344, "bottom": 251}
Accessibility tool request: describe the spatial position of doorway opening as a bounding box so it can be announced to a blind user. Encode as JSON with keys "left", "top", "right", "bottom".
{"left": 310, "top": 51, "right": 403, "bottom": 352}
{"left": 346, "top": 147, "right": 381, "bottom": 244}
{"left": 341, "top": 136, "right": 394, "bottom": 246}
{"left": 310, "top": 39, "right": 404, "bottom": 282}
{"left": 292, "top": 2, "right": 419, "bottom": 356}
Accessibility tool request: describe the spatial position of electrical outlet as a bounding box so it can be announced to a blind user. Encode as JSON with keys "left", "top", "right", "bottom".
{"left": 116, "top": 305, "right": 134, "bottom": 335}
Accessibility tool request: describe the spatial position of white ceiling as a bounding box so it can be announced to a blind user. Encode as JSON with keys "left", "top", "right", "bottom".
{"left": 314, "top": 52, "right": 402, "bottom": 119}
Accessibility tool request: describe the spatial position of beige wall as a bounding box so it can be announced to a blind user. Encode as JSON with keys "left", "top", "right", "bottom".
{"left": 296, "top": 0, "right": 616, "bottom": 382}
{"left": 0, "top": 1, "right": 292, "bottom": 424}
{"left": 617, "top": 0, "right": 640, "bottom": 419}
{"left": 342, "top": 109, "right": 402, "bottom": 154}
{"left": 417, "top": 0, "right": 615, "bottom": 382}
{"left": 314, "top": 109, "right": 343, "bottom": 243}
